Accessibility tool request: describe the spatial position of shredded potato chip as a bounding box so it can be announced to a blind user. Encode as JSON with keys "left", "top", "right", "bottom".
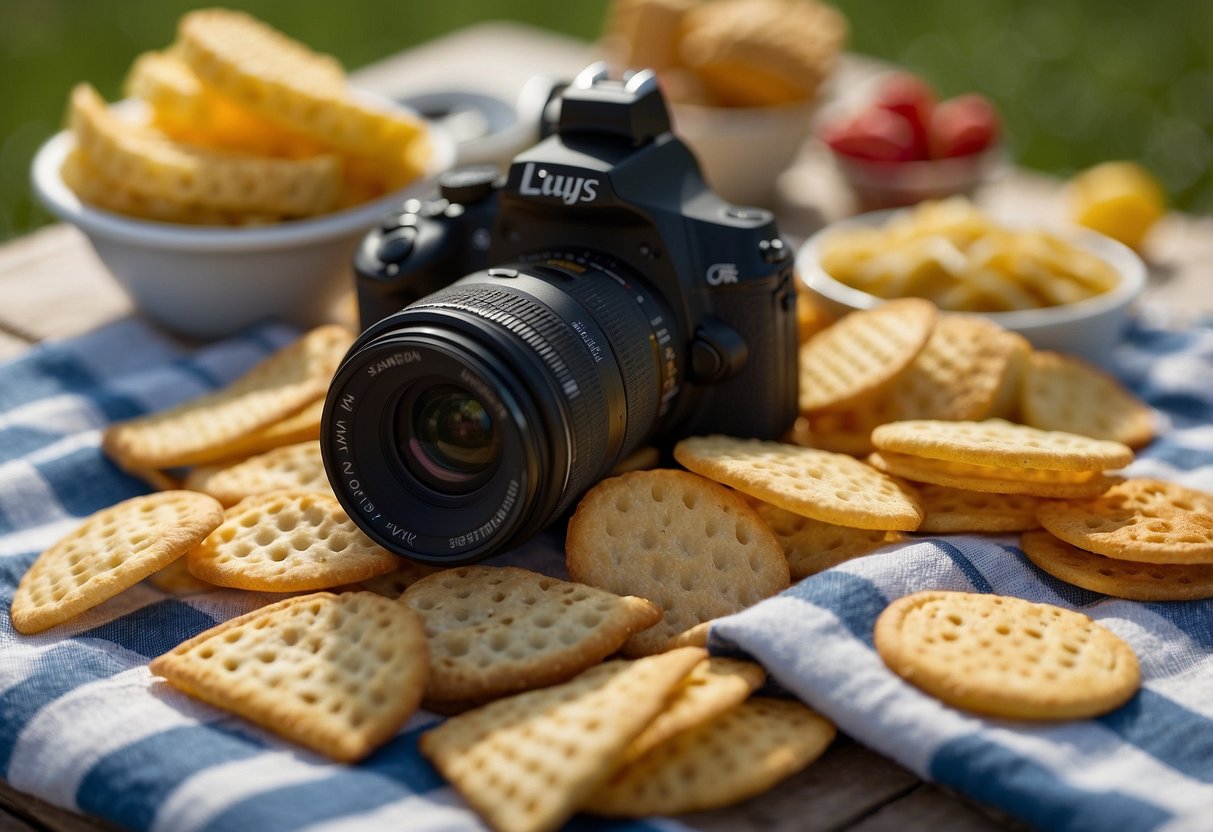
{"left": 819, "top": 198, "right": 1118, "bottom": 312}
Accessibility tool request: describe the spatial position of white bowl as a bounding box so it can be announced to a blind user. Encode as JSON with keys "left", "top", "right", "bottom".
{"left": 670, "top": 99, "right": 816, "bottom": 208}
{"left": 31, "top": 112, "right": 455, "bottom": 340}
{"left": 796, "top": 209, "right": 1148, "bottom": 363}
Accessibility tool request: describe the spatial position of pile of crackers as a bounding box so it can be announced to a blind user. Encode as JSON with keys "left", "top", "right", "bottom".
{"left": 10, "top": 301, "right": 1213, "bottom": 831}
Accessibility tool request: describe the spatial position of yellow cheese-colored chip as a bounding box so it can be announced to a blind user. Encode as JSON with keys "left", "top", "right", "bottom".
{"left": 178, "top": 9, "right": 428, "bottom": 189}
{"left": 69, "top": 83, "right": 342, "bottom": 217}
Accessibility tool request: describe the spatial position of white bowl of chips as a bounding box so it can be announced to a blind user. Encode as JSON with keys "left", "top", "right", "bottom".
{"left": 795, "top": 201, "right": 1147, "bottom": 362}
{"left": 31, "top": 120, "right": 454, "bottom": 339}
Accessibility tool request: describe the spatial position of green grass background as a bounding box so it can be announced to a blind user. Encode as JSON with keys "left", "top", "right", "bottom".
{"left": 1, "top": 0, "right": 1209, "bottom": 241}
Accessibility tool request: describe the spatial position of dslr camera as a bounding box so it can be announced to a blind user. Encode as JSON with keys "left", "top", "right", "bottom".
{"left": 322, "top": 64, "right": 798, "bottom": 565}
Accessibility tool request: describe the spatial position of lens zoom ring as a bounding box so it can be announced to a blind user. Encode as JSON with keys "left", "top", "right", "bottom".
{"left": 558, "top": 277, "right": 661, "bottom": 457}
{"left": 413, "top": 284, "right": 608, "bottom": 503}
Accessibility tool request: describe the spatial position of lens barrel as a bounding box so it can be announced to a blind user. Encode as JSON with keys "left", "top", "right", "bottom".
{"left": 322, "top": 259, "right": 674, "bottom": 564}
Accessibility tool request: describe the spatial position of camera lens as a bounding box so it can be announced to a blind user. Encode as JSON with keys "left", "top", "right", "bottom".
{"left": 398, "top": 383, "right": 500, "bottom": 490}
{"left": 321, "top": 256, "right": 679, "bottom": 565}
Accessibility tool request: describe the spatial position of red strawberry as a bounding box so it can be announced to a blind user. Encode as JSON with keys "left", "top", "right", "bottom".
{"left": 872, "top": 73, "right": 935, "bottom": 161}
{"left": 822, "top": 108, "right": 919, "bottom": 163}
{"left": 929, "top": 94, "right": 1000, "bottom": 158}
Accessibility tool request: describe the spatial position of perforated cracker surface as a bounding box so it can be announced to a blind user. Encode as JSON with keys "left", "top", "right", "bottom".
{"left": 150, "top": 592, "right": 427, "bottom": 761}
{"left": 1022, "top": 529, "right": 1213, "bottom": 601}
{"left": 625, "top": 657, "right": 765, "bottom": 762}
{"left": 1038, "top": 479, "right": 1213, "bottom": 564}
{"left": 675, "top": 436, "right": 922, "bottom": 530}
{"left": 914, "top": 484, "right": 1044, "bottom": 533}
{"left": 186, "top": 491, "right": 398, "bottom": 591}
{"left": 1022, "top": 351, "right": 1154, "bottom": 449}
{"left": 402, "top": 566, "right": 661, "bottom": 702}
{"left": 11, "top": 491, "right": 223, "bottom": 634}
{"left": 871, "top": 419, "right": 1134, "bottom": 472}
{"left": 875, "top": 590, "right": 1140, "bottom": 719}
{"left": 185, "top": 441, "right": 332, "bottom": 506}
{"left": 798, "top": 298, "right": 936, "bottom": 414}
{"left": 566, "top": 470, "right": 789, "bottom": 657}
{"left": 753, "top": 500, "right": 897, "bottom": 579}
{"left": 878, "top": 315, "right": 1029, "bottom": 422}
{"left": 419, "top": 647, "right": 705, "bottom": 832}
{"left": 868, "top": 451, "right": 1121, "bottom": 498}
{"left": 585, "top": 697, "right": 836, "bottom": 816}
{"left": 358, "top": 561, "right": 442, "bottom": 599}
{"left": 103, "top": 326, "right": 350, "bottom": 469}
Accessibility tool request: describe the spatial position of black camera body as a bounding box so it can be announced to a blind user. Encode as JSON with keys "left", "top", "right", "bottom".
{"left": 324, "top": 66, "right": 798, "bottom": 565}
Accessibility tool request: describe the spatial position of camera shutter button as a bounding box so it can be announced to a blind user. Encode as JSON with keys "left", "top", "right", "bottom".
{"left": 376, "top": 227, "right": 418, "bottom": 264}
{"left": 439, "top": 165, "right": 501, "bottom": 205}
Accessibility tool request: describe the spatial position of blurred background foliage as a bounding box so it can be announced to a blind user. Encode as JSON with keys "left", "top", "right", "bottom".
{"left": 0, "top": 0, "right": 1209, "bottom": 240}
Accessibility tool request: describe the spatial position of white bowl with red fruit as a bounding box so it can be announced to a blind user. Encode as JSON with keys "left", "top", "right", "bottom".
{"left": 819, "top": 73, "right": 1004, "bottom": 211}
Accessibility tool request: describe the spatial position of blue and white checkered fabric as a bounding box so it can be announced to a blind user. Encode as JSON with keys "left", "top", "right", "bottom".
{"left": 1, "top": 317, "right": 1212, "bottom": 832}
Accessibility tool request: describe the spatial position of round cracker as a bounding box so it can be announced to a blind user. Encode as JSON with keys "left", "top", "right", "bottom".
{"left": 870, "top": 419, "right": 1134, "bottom": 472}
{"left": 185, "top": 440, "right": 332, "bottom": 506}
{"left": 1037, "top": 479, "right": 1213, "bottom": 564}
{"left": 1021, "top": 351, "right": 1154, "bottom": 449}
{"left": 1022, "top": 529, "right": 1213, "bottom": 601}
{"left": 867, "top": 451, "right": 1122, "bottom": 499}
{"left": 566, "top": 470, "right": 789, "bottom": 657}
{"left": 798, "top": 298, "right": 937, "bottom": 414}
{"left": 401, "top": 566, "right": 661, "bottom": 702}
{"left": 674, "top": 435, "right": 922, "bottom": 531}
{"left": 186, "top": 490, "right": 398, "bottom": 591}
{"left": 914, "top": 483, "right": 1045, "bottom": 534}
{"left": 11, "top": 491, "right": 224, "bottom": 634}
{"left": 875, "top": 590, "right": 1140, "bottom": 720}
{"left": 753, "top": 500, "right": 897, "bottom": 579}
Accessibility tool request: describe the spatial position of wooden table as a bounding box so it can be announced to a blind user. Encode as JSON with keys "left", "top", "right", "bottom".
{"left": 1, "top": 21, "right": 1209, "bottom": 832}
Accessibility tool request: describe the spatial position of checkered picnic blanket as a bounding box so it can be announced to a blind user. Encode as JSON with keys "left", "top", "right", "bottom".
{"left": 2, "top": 317, "right": 1212, "bottom": 832}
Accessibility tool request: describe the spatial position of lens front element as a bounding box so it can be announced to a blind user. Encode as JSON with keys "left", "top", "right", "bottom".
{"left": 401, "top": 383, "right": 500, "bottom": 490}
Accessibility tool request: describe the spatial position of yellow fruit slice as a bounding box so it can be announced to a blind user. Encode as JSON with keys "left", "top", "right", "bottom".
{"left": 1069, "top": 161, "right": 1166, "bottom": 250}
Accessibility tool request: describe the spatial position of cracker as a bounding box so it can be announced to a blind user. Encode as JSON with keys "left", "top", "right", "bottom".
{"left": 753, "top": 500, "right": 897, "bottom": 579}
{"left": 680, "top": 0, "right": 847, "bottom": 106}
{"left": 875, "top": 590, "right": 1140, "bottom": 720}
{"left": 1037, "top": 478, "right": 1213, "bottom": 564}
{"left": 878, "top": 316, "right": 1030, "bottom": 422}
{"left": 199, "top": 397, "right": 325, "bottom": 464}
{"left": 184, "top": 441, "right": 332, "bottom": 506}
{"left": 186, "top": 491, "right": 398, "bottom": 591}
{"left": 625, "top": 657, "right": 766, "bottom": 762}
{"left": 179, "top": 9, "right": 428, "bottom": 187}
{"left": 1022, "top": 351, "right": 1154, "bottom": 449}
{"left": 867, "top": 451, "right": 1122, "bottom": 498}
{"left": 674, "top": 435, "right": 923, "bottom": 531}
{"left": 914, "top": 484, "right": 1045, "bottom": 533}
{"left": 151, "top": 592, "right": 427, "bottom": 762}
{"left": 146, "top": 557, "right": 217, "bottom": 595}
{"left": 566, "top": 470, "right": 789, "bottom": 657}
{"left": 401, "top": 566, "right": 661, "bottom": 702}
{"left": 11, "top": 491, "right": 223, "bottom": 634}
{"left": 1022, "top": 529, "right": 1213, "bottom": 601}
{"left": 358, "top": 561, "right": 443, "bottom": 599}
{"left": 102, "top": 325, "right": 351, "bottom": 470}
{"left": 798, "top": 298, "right": 937, "bottom": 414}
{"left": 69, "top": 84, "right": 342, "bottom": 216}
{"left": 585, "top": 697, "right": 836, "bottom": 816}
{"left": 870, "top": 419, "right": 1134, "bottom": 472}
{"left": 792, "top": 411, "right": 876, "bottom": 456}
{"left": 419, "top": 647, "right": 706, "bottom": 832}
{"left": 609, "top": 445, "right": 661, "bottom": 475}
